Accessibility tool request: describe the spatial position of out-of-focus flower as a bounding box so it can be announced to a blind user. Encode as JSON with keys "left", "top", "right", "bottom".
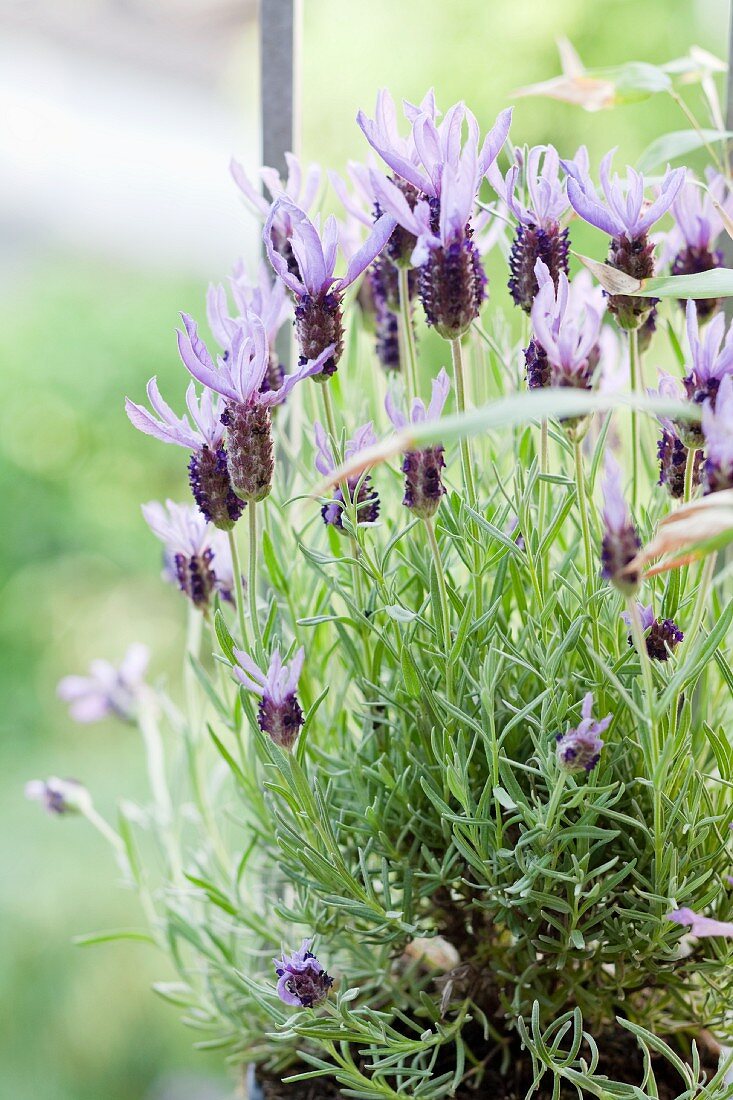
{"left": 233, "top": 647, "right": 306, "bottom": 750}
{"left": 703, "top": 373, "right": 733, "bottom": 494}
{"left": 489, "top": 145, "right": 571, "bottom": 311}
{"left": 667, "top": 907, "right": 733, "bottom": 938}
{"left": 142, "top": 500, "right": 235, "bottom": 610}
{"left": 211, "top": 261, "right": 292, "bottom": 395}
{"left": 314, "top": 422, "right": 380, "bottom": 531}
{"left": 273, "top": 939, "right": 334, "bottom": 1007}
{"left": 664, "top": 170, "right": 732, "bottom": 320}
{"left": 264, "top": 198, "right": 395, "bottom": 377}
{"left": 621, "top": 604, "right": 683, "bottom": 661}
{"left": 683, "top": 299, "right": 733, "bottom": 409}
{"left": 386, "top": 370, "right": 450, "bottom": 518}
{"left": 601, "top": 454, "right": 641, "bottom": 593}
{"left": 25, "top": 777, "right": 92, "bottom": 816}
{"left": 57, "top": 644, "right": 149, "bottom": 724}
{"left": 555, "top": 693, "right": 611, "bottom": 773}
{"left": 514, "top": 38, "right": 617, "bottom": 112}
{"left": 529, "top": 261, "right": 604, "bottom": 392}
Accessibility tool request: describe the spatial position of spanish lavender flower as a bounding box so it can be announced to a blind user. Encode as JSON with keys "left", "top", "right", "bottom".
{"left": 489, "top": 144, "right": 571, "bottom": 311}
{"left": 126, "top": 380, "right": 244, "bottom": 530}
{"left": 665, "top": 170, "right": 732, "bottom": 319}
{"left": 621, "top": 604, "right": 683, "bottom": 661}
{"left": 25, "top": 777, "right": 91, "bottom": 816}
{"left": 529, "top": 261, "right": 604, "bottom": 395}
{"left": 57, "top": 643, "right": 149, "bottom": 723}
{"left": 652, "top": 369, "right": 706, "bottom": 461}
{"left": 314, "top": 421, "right": 380, "bottom": 531}
{"left": 555, "top": 692, "right": 611, "bottom": 774}
{"left": 683, "top": 298, "right": 733, "bottom": 411}
{"left": 142, "top": 500, "right": 235, "bottom": 610}
{"left": 386, "top": 370, "right": 450, "bottom": 518}
{"left": 221, "top": 261, "right": 292, "bottom": 394}
{"left": 703, "top": 373, "right": 733, "bottom": 494}
{"left": 601, "top": 454, "right": 641, "bottom": 593}
{"left": 177, "top": 313, "right": 332, "bottom": 501}
{"left": 230, "top": 152, "right": 321, "bottom": 279}
{"left": 273, "top": 939, "right": 334, "bottom": 1007}
{"left": 233, "top": 647, "right": 305, "bottom": 750}
{"left": 564, "top": 151, "right": 685, "bottom": 329}
{"left": 264, "top": 198, "right": 395, "bottom": 377}
{"left": 666, "top": 908, "right": 733, "bottom": 938}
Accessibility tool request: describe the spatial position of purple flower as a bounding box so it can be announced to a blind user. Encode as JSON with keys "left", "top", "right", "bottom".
{"left": 25, "top": 777, "right": 91, "bottom": 816}
{"left": 264, "top": 198, "right": 395, "bottom": 378}
{"left": 273, "top": 939, "right": 334, "bottom": 1008}
{"left": 667, "top": 908, "right": 733, "bottom": 939}
{"left": 126, "top": 380, "right": 245, "bottom": 530}
{"left": 652, "top": 368, "right": 706, "bottom": 457}
{"left": 489, "top": 144, "right": 571, "bottom": 311}
{"left": 621, "top": 604, "right": 684, "bottom": 661}
{"left": 601, "top": 454, "right": 641, "bottom": 593}
{"left": 314, "top": 422, "right": 380, "bottom": 531}
{"left": 233, "top": 647, "right": 306, "bottom": 749}
{"left": 683, "top": 298, "right": 733, "bottom": 409}
{"left": 664, "top": 170, "right": 732, "bottom": 318}
{"left": 142, "top": 500, "right": 235, "bottom": 610}
{"left": 57, "top": 643, "right": 149, "bottom": 723}
{"left": 565, "top": 150, "right": 684, "bottom": 329}
{"left": 555, "top": 692, "right": 611, "bottom": 773}
{"left": 386, "top": 369, "right": 450, "bottom": 518}
{"left": 529, "top": 261, "right": 604, "bottom": 391}
{"left": 703, "top": 372, "right": 733, "bottom": 494}
{"left": 210, "top": 262, "right": 291, "bottom": 395}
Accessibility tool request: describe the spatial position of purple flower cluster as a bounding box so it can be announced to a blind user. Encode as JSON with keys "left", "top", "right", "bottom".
{"left": 664, "top": 170, "right": 733, "bottom": 319}
{"left": 57, "top": 644, "right": 149, "bottom": 724}
{"left": 234, "top": 647, "right": 306, "bottom": 750}
{"left": 386, "top": 370, "right": 451, "bottom": 518}
{"left": 601, "top": 455, "right": 641, "bottom": 594}
{"left": 621, "top": 604, "right": 683, "bottom": 662}
{"left": 314, "top": 422, "right": 380, "bottom": 531}
{"left": 555, "top": 693, "right": 611, "bottom": 774}
{"left": 273, "top": 939, "right": 333, "bottom": 1007}
{"left": 142, "top": 500, "right": 237, "bottom": 610}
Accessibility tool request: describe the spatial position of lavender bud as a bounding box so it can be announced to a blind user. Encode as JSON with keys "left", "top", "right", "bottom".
{"left": 234, "top": 647, "right": 305, "bottom": 751}
{"left": 25, "top": 777, "right": 91, "bottom": 816}
{"left": 419, "top": 233, "right": 486, "bottom": 341}
{"left": 509, "top": 222, "right": 569, "bottom": 312}
{"left": 672, "top": 245, "right": 724, "bottom": 320}
{"left": 274, "top": 940, "right": 333, "bottom": 1008}
{"left": 174, "top": 547, "right": 217, "bottom": 609}
{"left": 606, "top": 233, "right": 657, "bottom": 330}
{"left": 188, "top": 445, "right": 246, "bottom": 530}
{"left": 657, "top": 431, "right": 703, "bottom": 499}
{"left": 555, "top": 693, "right": 610, "bottom": 774}
{"left": 402, "top": 447, "right": 446, "bottom": 518}
{"left": 294, "top": 293, "right": 344, "bottom": 379}
{"left": 322, "top": 476, "right": 380, "bottom": 531}
{"left": 258, "top": 692, "right": 304, "bottom": 750}
{"left": 601, "top": 456, "right": 641, "bottom": 594}
{"left": 625, "top": 614, "right": 684, "bottom": 661}
{"left": 221, "top": 402, "right": 274, "bottom": 503}
{"left": 524, "top": 337, "right": 551, "bottom": 390}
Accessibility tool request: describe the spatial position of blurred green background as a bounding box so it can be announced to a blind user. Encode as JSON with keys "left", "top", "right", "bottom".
{"left": 1, "top": 1, "right": 728, "bottom": 1097}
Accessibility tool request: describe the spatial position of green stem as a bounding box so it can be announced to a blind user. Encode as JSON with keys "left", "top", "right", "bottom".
{"left": 450, "top": 336, "right": 483, "bottom": 619}
{"left": 628, "top": 327, "right": 641, "bottom": 514}
{"left": 539, "top": 418, "right": 549, "bottom": 591}
{"left": 626, "top": 596, "right": 662, "bottom": 888}
{"left": 669, "top": 89, "right": 725, "bottom": 172}
{"left": 573, "top": 440, "right": 601, "bottom": 659}
{"left": 424, "top": 517, "right": 453, "bottom": 702}
{"left": 398, "top": 265, "right": 419, "bottom": 403}
{"left": 227, "top": 528, "right": 249, "bottom": 651}
{"left": 248, "top": 503, "right": 264, "bottom": 661}
{"left": 683, "top": 445, "right": 697, "bottom": 504}
{"left": 680, "top": 554, "right": 716, "bottom": 662}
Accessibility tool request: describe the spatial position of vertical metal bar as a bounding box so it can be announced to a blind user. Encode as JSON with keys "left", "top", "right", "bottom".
{"left": 260, "top": 0, "right": 301, "bottom": 177}
{"left": 724, "top": 0, "right": 733, "bottom": 280}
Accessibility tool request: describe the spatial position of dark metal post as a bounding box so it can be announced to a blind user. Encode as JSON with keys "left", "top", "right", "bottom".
{"left": 260, "top": 0, "right": 300, "bottom": 179}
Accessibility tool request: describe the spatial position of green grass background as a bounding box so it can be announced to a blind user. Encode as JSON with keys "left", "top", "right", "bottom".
{"left": 2, "top": 1, "right": 727, "bottom": 1096}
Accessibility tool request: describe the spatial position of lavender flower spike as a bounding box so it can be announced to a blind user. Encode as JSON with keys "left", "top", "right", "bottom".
{"left": 126, "top": 380, "right": 244, "bottom": 530}
{"left": 143, "top": 500, "right": 235, "bottom": 610}
{"left": 703, "top": 373, "right": 733, "bottom": 494}
{"left": 621, "top": 604, "right": 683, "bottom": 661}
{"left": 233, "top": 646, "right": 306, "bottom": 749}
{"left": 565, "top": 150, "right": 684, "bottom": 329}
{"left": 529, "top": 261, "right": 604, "bottom": 394}
{"left": 683, "top": 298, "right": 733, "bottom": 409}
{"left": 273, "top": 939, "right": 334, "bottom": 1008}
{"left": 667, "top": 908, "right": 733, "bottom": 938}
{"left": 25, "top": 777, "right": 92, "bottom": 816}
{"left": 57, "top": 643, "right": 149, "bottom": 724}
{"left": 178, "top": 313, "right": 332, "bottom": 501}
{"left": 489, "top": 144, "right": 570, "bottom": 311}
{"left": 264, "top": 198, "right": 395, "bottom": 378}
{"left": 314, "top": 422, "right": 380, "bottom": 531}
{"left": 665, "top": 170, "right": 732, "bottom": 319}
{"left": 210, "top": 261, "right": 291, "bottom": 395}
{"left": 555, "top": 692, "right": 611, "bottom": 774}
{"left": 386, "top": 369, "right": 450, "bottom": 517}
{"left": 601, "top": 454, "right": 641, "bottom": 594}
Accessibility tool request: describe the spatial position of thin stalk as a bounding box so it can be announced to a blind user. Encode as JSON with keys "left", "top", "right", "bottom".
{"left": 539, "top": 418, "right": 549, "bottom": 590}
{"left": 626, "top": 596, "right": 662, "bottom": 888}
{"left": 679, "top": 554, "right": 717, "bottom": 662}
{"left": 683, "top": 445, "right": 697, "bottom": 504}
{"left": 227, "top": 528, "right": 249, "bottom": 651}
{"left": 138, "top": 699, "right": 184, "bottom": 885}
{"left": 669, "top": 89, "right": 725, "bottom": 172}
{"left": 248, "top": 503, "right": 264, "bottom": 662}
{"left": 628, "top": 327, "right": 641, "bottom": 513}
{"left": 398, "top": 266, "right": 419, "bottom": 403}
{"left": 573, "top": 440, "right": 601, "bottom": 659}
{"left": 424, "top": 517, "right": 453, "bottom": 702}
{"left": 450, "top": 336, "right": 483, "bottom": 619}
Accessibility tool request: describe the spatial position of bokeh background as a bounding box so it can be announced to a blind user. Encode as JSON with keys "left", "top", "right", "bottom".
{"left": 1, "top": 1, "right": 729, "bottom": 1097}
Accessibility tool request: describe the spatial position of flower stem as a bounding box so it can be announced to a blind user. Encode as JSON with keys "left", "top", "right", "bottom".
{"left": 683, "top": 445, "right": 697, "bottom": 504}
{"left": 398, "top": 266, "right": 419, "bottom": 403}
{"left": 539, "top": 417, "right": 549, "bottom": 591}
{"left": 450, "top": 336, "right": 483, "bottom": 619}
{"left": 628, "top": 327, "right": 641, "bottom": 513}
{"left": 227, "top": 528, "right": 250, "bottom": 651}
{"left": 626, "top": 596, "right": 662, "bottom": 889}
{"left": 424, "top": 516, "right": 453, "bottom": 703}
{"left": 573, "top": 440, "right": 601, "bottom": 659}
{"left": 248, "top": 503, "right": 264, "bottom": 662}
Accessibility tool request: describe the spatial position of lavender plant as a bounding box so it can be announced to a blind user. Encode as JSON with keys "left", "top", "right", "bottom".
{"left": 31, "top": 54, "right": 733, "bottom": 1100}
